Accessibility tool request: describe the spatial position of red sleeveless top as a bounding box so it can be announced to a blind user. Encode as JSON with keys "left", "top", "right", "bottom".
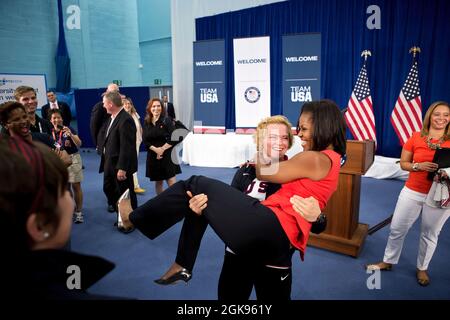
{"left": 262, "top": 149, "right": 341, "bottom": 259}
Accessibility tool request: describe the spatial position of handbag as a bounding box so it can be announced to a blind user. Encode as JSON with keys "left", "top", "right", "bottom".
{"left": 174, "top": 119, "right": 189, "bottom": 131}
{"left": 170, "top": 119, "right": 190, "bottom": 145}
{"left": 426, "top": 170, "right": 450, "bottom": 208}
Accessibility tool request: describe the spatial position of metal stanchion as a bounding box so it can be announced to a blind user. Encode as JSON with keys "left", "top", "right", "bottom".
{"left": 368, "top": 214, "right": 393, "bottom": 235}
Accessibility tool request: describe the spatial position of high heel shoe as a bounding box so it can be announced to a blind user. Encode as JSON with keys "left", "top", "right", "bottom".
{"left": 365, "top": 262, "right": 392, "bottom": 271}
{"left": 154, "top": 268, "right": 192, "bottom": 285}
{"left": 117, "top": 189, "right": 134, "bottom": 232}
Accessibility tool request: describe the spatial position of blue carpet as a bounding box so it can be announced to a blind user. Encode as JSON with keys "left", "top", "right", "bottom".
{"left": 71, "top": 150, "right": 450, "bottom": 300}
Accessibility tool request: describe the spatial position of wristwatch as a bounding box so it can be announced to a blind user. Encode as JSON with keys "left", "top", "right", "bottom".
{"left": 412, "top": 162, "right": 419, "bottom": 171}
{"left": 316, "top": 212, "right": 326, "bottom": 223}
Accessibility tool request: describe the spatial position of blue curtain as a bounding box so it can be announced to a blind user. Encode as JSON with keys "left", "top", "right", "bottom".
{"left": 55, "top": 0, "right": 71, "bottom": 93}
{"left": 195, "top": 0, "right": 450, "bottom": 157}
{"left": 74, "top": 87, "right": 150, "bottom": 148}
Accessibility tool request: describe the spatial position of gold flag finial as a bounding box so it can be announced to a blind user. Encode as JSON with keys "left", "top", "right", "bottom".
{"left": 409, "top": 46, "right": 421, "bottom": 58}
{"left": 361, "top": 50, "right": 372, "bottom": 61}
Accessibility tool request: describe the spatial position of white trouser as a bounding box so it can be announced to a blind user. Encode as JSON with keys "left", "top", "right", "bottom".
{"left": 133, "top": 172, "right": 140, "bottom": 189}
{"left": 133, "top": 145, "right": 141, "bottom": 189}
{"left": 383, "top": 186, "right": 450, "bottom": 270}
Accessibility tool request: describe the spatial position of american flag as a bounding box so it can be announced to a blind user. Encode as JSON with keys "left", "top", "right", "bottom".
{"left": 344, "top": 65, "right": 376, "bottom": 143}
{"left": 390, "top": 61, "right": 422, "bottom": 146}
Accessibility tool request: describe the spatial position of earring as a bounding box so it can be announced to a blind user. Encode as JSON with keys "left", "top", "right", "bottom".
{"left": 43, "top": 232, "right": 50, "bottom": 239}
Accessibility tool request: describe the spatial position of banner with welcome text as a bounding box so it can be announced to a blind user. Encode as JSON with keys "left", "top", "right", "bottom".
{"left": 0, "top": 73, "right": 47, "bottom": 109}
{"left": 233, "top": 36, "right": 271, "bottom": 130}
{"left": 193, "top": 39, "right": 226, "bottom": 133}
{"left": 282, "top": 33, "right": 321, "bottom": 128}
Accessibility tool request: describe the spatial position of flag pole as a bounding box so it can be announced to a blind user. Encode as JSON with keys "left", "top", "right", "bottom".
{"left": 361, "top": 50, "right": 371, "bottom": 67}
{"left": 371, "top": 47, "right": 422, "bottom": 235}
{"left": 409, "top": 46, "right": 421, "bottom": 58}
{"left": 409, "top": 46, "right": 421, "bottom": 65}
{"left": 345, "top": 49, "right": 376, "bottom": 143}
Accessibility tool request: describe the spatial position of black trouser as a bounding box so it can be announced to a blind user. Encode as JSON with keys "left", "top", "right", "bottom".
{"left": 130, "top": 175, "right": 291, "bottom": 270}
{"left": 176, "top": 213, "right": 208, "bottom": 271}
{"left": 103, "top": 171, "right": 137, "bottom": 211}
{"left": 218, "top": 250, "right": 293, "bottom": 301}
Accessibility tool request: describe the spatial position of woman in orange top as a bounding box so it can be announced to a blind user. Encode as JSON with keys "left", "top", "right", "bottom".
{"left": 367, "top": 101, "right": 450, "bottom": 286}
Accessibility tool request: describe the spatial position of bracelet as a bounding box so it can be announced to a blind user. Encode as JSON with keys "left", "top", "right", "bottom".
{"left": 412, "top": 162, "right": 419, "bottom": 171}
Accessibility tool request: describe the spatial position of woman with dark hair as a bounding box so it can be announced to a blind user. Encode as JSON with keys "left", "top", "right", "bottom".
{"left": 48, "top": 108, "right": 84, "bottom": 223}
{"left": 0, "top": 101, "right": 72, "bottom": 166}
{"left": 119, "top": 99, "right": 346, "bottom": 287}
{"left": 1, "top": 135, "right": 115, "bottom": 299}
{"left": 143, "top": 97, "right": 181, "bottom": 196}
{"left": 155, "top": 115, "right": 326, "bottom": 301}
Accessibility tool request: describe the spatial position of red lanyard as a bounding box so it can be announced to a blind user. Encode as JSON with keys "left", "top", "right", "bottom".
{"left": 52, "top": 129, "right": 63, "bottom": 146}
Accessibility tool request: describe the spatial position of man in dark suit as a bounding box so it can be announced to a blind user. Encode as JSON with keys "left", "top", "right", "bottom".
{"left": 90, "top": 83, "right": 122, "bottom": 155}
{"left": 99, "top": 91, "right": 137, "bottom": 232}
{"left": 163, "top": 94, "right": 176, "bottom": 120}
{"left": 91, "top": 83, "right": 123, "bottom": 213}
{"left": 41, "top": 91, "right": 72, "bottom": 126}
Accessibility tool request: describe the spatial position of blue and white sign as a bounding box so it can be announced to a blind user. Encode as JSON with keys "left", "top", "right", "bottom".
{"left": 233, "top": 36, "right": 271, "bottom": 129}
{"left": 282, "top": 33, "right": 321, "bottom": 127}
{"left": 193, "top": 39, "right": 226, "bottom": 133}
{"left": 0, "top": 73, "right": 47, "bottom": 109}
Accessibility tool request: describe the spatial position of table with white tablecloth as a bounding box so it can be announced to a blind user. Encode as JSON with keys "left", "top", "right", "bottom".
{"left": 180, "top": 133, "right": 409, "bottom": 181}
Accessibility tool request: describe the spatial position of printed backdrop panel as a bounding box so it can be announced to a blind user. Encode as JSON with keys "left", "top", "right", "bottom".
{"left": 193, "top": 39, "right": 226, "bottom": 133}
{"left": 233, "top": 36, "right": 271, "bottom": 128}
{"left": 282, "top": 33, "right": 321, "bottom": 128}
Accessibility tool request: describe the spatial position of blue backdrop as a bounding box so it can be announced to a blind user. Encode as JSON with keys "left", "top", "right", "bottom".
{"left": 282, "top": 33, "right": 321, "bottom": 128}
{"left": 193, "top": 39, "right": 226, "bottom": 132}
{"left": 195, "top": 0, "right": 450, "bottom": 157}
{"left": 74, "top": 87, "right": 150, "bottom": 148}
{"left": 55, "top": 0, "right": 71, "bottom": 93}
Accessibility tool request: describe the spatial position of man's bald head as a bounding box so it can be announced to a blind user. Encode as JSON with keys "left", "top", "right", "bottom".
{"left": 106, "top": 83, "right": 120, "bottom": 93}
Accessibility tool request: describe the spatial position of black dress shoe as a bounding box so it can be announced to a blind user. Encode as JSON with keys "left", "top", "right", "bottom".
{"left": 118, "top": 225, "right": 135, "bottom": 234}
{"left": 154, "top": 268, "right": 192, "bottom": 285}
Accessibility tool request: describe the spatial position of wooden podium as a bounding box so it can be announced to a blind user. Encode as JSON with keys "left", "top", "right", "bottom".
{"left": 308, "top": 140, "right": 375, "bottom": 257}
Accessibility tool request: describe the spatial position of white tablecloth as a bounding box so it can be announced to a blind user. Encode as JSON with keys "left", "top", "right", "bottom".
{"left": 181, "top": 132, "right": 303, "bottom": 168}
{"left": 180, "top": 133, "right": 409, "bottom": 180}
{"left": 363, "top": 155, "right": 408, "bottom": 180}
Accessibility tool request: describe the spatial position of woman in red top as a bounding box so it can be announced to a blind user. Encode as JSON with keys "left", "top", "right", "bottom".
{"left": 367, "top": 101, "right": 450, "bottom": 286}
{"left": 118, "top": 99, "right": 346, "bottom": 282}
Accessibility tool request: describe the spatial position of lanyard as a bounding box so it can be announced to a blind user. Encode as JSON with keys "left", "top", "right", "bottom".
{"left": 52, "top": 129, "right": 63, "bottom": 146}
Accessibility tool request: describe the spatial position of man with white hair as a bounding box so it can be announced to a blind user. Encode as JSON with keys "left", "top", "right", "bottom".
{"left": 90, "top": 83, "right": 120, "bottom": 212}
{"left": 100, "top": 90, "right": 137, "bottom": 232}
